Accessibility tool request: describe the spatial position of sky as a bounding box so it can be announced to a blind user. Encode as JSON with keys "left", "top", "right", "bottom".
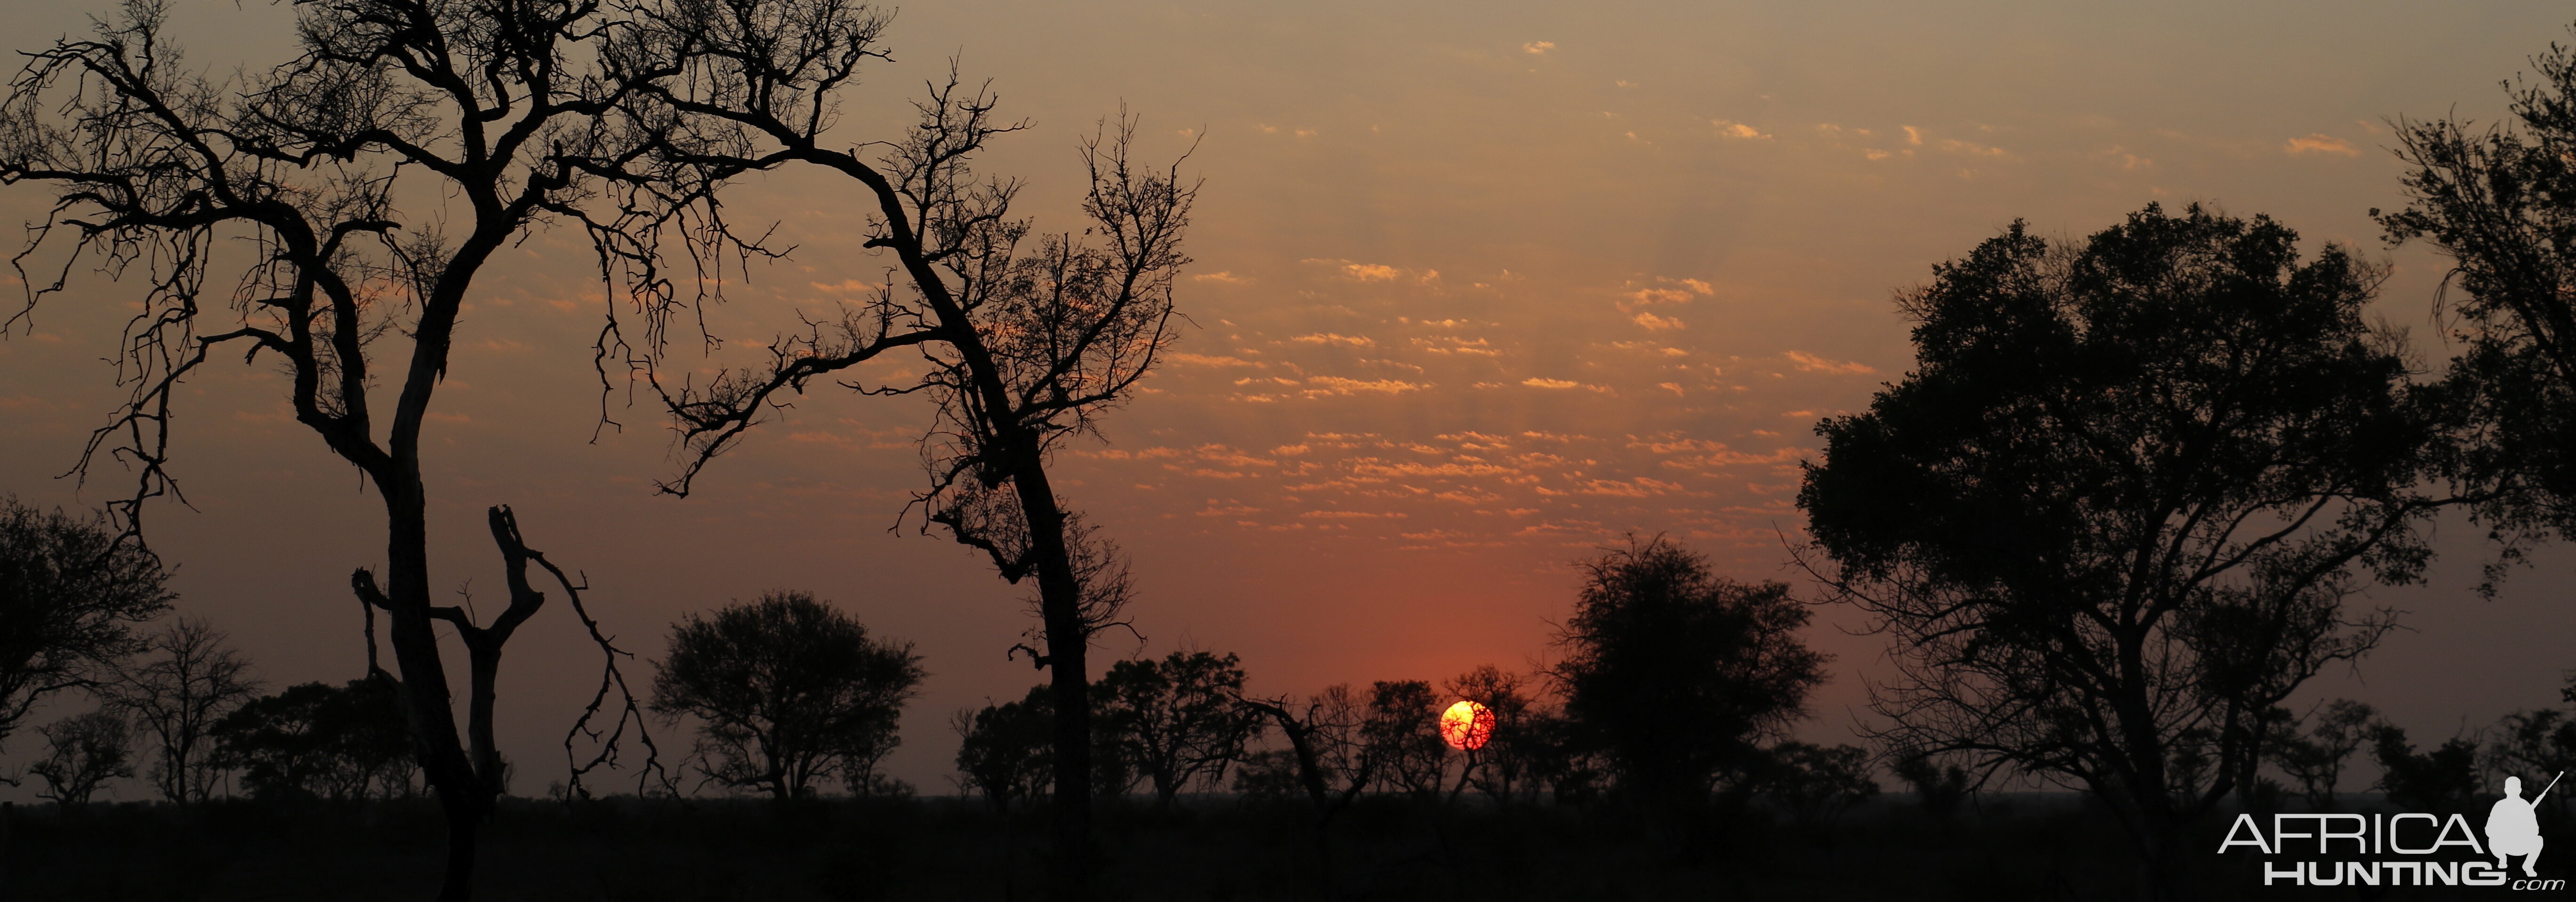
{"left": 0, "top": 0, "right": 2571, "bottom": 798}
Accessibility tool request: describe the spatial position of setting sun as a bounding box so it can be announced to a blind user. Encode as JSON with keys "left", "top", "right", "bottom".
{"left": 1440, "top": 700, "right": 1496, "bottom": 751}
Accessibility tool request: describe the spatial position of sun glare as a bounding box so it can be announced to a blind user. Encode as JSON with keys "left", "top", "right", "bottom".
{"left": 1440, "top": 700, "right": 1496, "bottom": 750}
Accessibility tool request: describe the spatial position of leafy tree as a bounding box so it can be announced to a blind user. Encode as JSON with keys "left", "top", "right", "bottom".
{"left": 2272, "top": 699, "right": 2377, "bottom": 810}
{"left": 29, "top": 708, "right": 134, "bottom": 810}
{"left": 649, "top": 591, "right": 925, "bottom": 800}
{"left": 1761, "top": 742, "right": 1879, "bottom": 824}
{"left": 2378, "top": 29, "right": 2576, "bottom": 560}
{"left": 213, "top": 676, "right": 417, "bottom": 801}
{"left": 1890, "top": 752, "right": 1974, "bottom": 820}
{"left": 1094, "top": 650, "right": 1265, "bottom": 806}
{"left": 1552, "top": 535, "right": 1826, "bottom": 807}
{"left": 954, "top": 686, "right": 1058, "bottom": 811}
{"left": 1799, "top": 203, "right": 2461, "bottom": 898}
{"left": 108, "top": 617, "right": 259, "bottom": 805}
{"left": 0, "top": 498, "right": 172, "bottom": 747}
{"left": 2485, "top": 674, "right": 2576, "bottom": 817}
{"left": 2371, "top": 723, "right": 2484, "bottom": 812}
{"left": 1517, "top": 705, "right": 1610, "bottom": 805}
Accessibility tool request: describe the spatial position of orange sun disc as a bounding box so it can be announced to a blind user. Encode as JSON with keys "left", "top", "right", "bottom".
{"left": 1440, "top": 700, "right": 1496, "bottom": 750}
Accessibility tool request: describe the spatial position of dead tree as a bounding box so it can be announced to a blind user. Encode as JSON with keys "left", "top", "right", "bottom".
{"left": 108, "top": 617, "right": 259, "bottom": 805}
{"left": 1, "top": 3, "right": 668, "bottom": 898}
{"left": 602, "top": 2, "right": 1195, "bottom": 896}
{"left": 1237, "top": 686, "right": 1379, "bottom": 900}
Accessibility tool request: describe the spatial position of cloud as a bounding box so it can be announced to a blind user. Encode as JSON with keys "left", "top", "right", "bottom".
{"left": 1937, "top": 138, "right": 2010, "bottom": 158}
{"left": 2101, "top": 145, "right": 2153, "bottom": 171}
{"left": 1713, "top": 120, "right": 1771, "bottom": 140}
{"left": 1523, "top": 40, "right": 1554, "bottom": 54}
{"left": 1291, "top": 333, "right": 1376, "bottom": 348}
{"left": 1522, "top": 377, "right": 1581, "bottom": 389}
{"left": 1632, "top": 311, "right": 1685, "bottom": 331}
{"left": 1621, "top": 277, "right": 1713, "bottom": 309}
{"left": 1167, "top": 353, "right": 1262, "bottom": 367}
{"left": 1301, "top": 509, "right": 1409, "bottom": 519}
{"left": 1192, "top": 271, "right": 1249, "bottom": 284}
{"left": 1415, "top": 336, "right": 1501, "bottom": 357}
{"left": 1305, "top": 258, "right": 1439, "bottom": 283}
{"left": 1300, "top": 376, "right": 1426, "bottom": 396}
{"left": 1902, "top": 126, "right": 1923, "bottom": 146}
{"left": 1783, "top": 350, "right": 1876, "bottom": 375}
{"left": 2284, "top": 133, "right": 2360, "bottom": 157}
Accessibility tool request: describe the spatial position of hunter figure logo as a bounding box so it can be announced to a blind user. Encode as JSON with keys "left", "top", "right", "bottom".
{"left": 2219, "top": 771, "right": 2566, "bottom": 889}
{"left": 2490, "top": 773, "right": 2559, "bottom": 878}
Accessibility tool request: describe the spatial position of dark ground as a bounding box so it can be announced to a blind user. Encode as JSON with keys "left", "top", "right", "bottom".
{"left": 1, "top": 793, "right": 2555, "bottom": 901}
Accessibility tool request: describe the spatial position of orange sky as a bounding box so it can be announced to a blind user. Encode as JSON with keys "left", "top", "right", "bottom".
{"left": 1, "top": 0, "right": 2571, "bottom": 796}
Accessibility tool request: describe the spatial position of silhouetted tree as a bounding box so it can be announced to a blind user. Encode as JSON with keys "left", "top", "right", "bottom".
{"left": 1233, "top": 683, "right": 1385, "bottom": 897}
{"left": 2486, "top": 675, "right": 2576, "bottom": 817}
{"left": 29, "top": 708, "right": 133, "bottom": 810}
{"left": 1761, "top": 742, "right": 1879, "bottom": 824}
{"left": 1359, "top": 680, "right": 1447, "bottom": 797}
{"left": 1552, "top": 535, "right": 1825, "bottom": 809}
{"left": 1445, "top": 665, "right": 1537, "bottom": 803}
{"left": 955, "top": 686, "right": 1057, "bottom": 811}
{"left": 0, "top": 498, "right": 171, "bottom": 748}
{"left": 108, "top": 617, "right": 258, "bottom": 805}
{"left": 213, "top": 676, "right": 417, "bottom": 801}
{"left": 1798, "top": 204, "right": 2463, "bottom": 899}
{"left": 605, "top": 4, "right": 1196, "bottom": 892}
{"left": 1518, "top": 705, "right": 1610, "bottom": 805}
{"left": 1235, "top": 684, "right": 1378, "bottom": 816}
{"left": 1890, "top": 751, "right": 1974, "bottom": 820}
{"left": 2272, "top": 699, "right": 2377, "bottom": 810}
{"left": 2379, "top": 28, "right": 2576, "bottom": 563}
{"left": 1094, "top": 650, "right": 1264, "bottom": 806}
{"left": 649, "top": 591, "right": 925, "bottom": 799}
{"left": 2371, "top": 723, "right": 2483, "bottom": 812}
{"left": 1, "top": 4, "right": 669, "bottom": 894}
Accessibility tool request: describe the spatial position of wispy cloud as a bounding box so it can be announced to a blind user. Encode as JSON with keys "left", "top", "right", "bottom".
{"left": 2284, "top": 133, "right": 2360, "bottom": 157}
{"left": 1783, "top": 350, "right": 1876, "bottom": 375}
{"left": 1713, "top": 119, "right": 1771, "bottom": 140}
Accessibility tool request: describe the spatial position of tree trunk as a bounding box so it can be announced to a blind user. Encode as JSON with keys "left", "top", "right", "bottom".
{"left": 376, "top": 490, "right": 490, "bottom": 902}
{"left": 1012, "top": 455, "right": 1095, "bottom": 902}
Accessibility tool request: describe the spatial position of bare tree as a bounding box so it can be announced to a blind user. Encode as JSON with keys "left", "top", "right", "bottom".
{"left": 0, "top": 498, "right": 171, "bottom": 749}
{"left": 598, "top": 3, "right": 1195, "bottom": 894}
{"left": 1235, "top": 684, "right": 1382, "bottom": 897}
{"left": 1, "top": 4, "right": 669, "bottom": 896}
{"left": 1444, "top": 665, "right": 1536, "bottom": 803}
{"left": 108, "top": 617, "right": 258, "bottom": 805}
{"left": 29, "top": 708, "right": 135, "bottom": 811}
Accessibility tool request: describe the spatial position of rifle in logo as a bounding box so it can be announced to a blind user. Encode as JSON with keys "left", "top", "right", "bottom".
{"left": 2487, "top": 770, "right": 2560, "bottom": 878}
